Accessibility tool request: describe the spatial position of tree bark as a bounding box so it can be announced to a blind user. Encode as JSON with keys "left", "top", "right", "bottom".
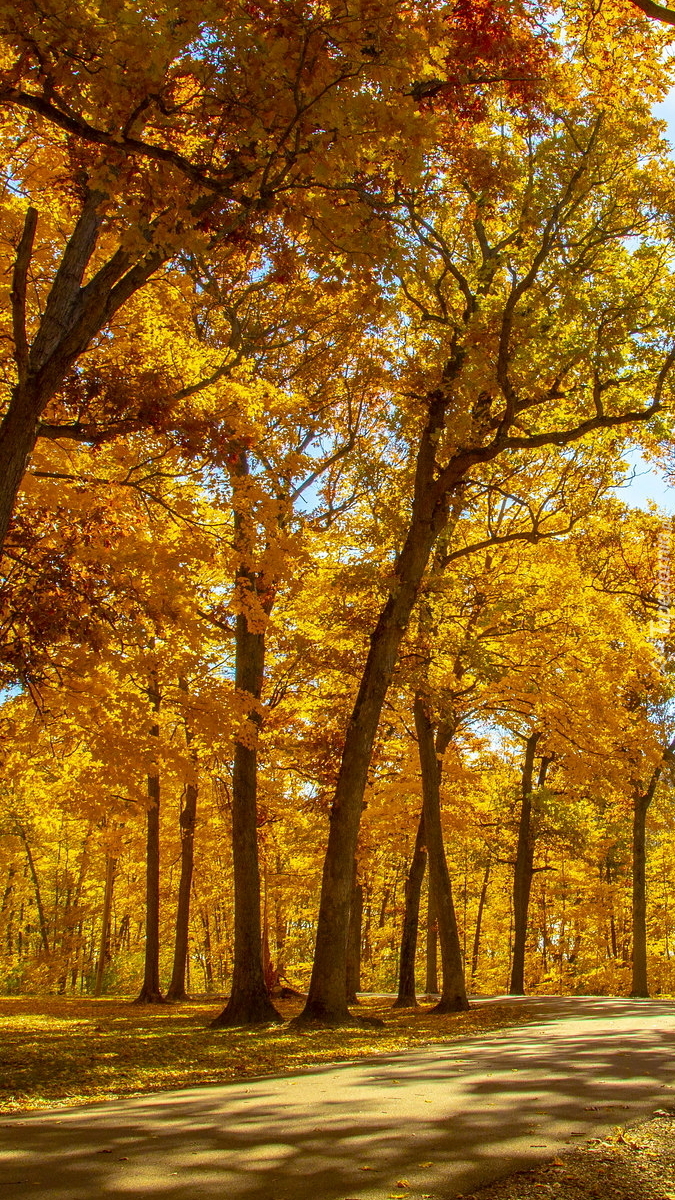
{"left": 414, "top": 695, "right": 468, "bottom": 1013}
{"left": 166, "top": 781, "right": 197, "bottom": 1002}
{"left": 425, "top": 882, "right": 439, "bottom": 995}
{"left": 393, "top": 811, "right": 427, "bottom": 1007}
{"left": 94, "top": 853, "right": 116, "bottom": 996}
{"left": 510, "top": 738, "right": 551, "bottom": 996}
{"left": 346, "top": 871, "right": 363, "bottom": 1004}
{"left": 630, "top": 747, "right": 670, "bottom": 997}
{"left": 212, "top": 452, "right": 282, "bottom": 1026}
{"left": 134, "top": 675, "right": 165, "bottom": 1003}
{"left": 167, "top": 680, "right": 198, "bottom": 1003}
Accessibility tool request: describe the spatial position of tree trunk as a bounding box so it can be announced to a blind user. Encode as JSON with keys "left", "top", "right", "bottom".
{"left": 631, "top": 755, "right": 666, "bottom": 997}
{"left": 471, "top": 860, "right": 491, "bottom": 981}
{"left": 414, "top": 695, "right": 468, "bottom": 1013}
{"left": 425, "top": 882, "right": 439, "bottom": 994}
{"left": 346, "top": 873, "right": 363, "bottom": 1004}
{"left": 94, "top": 854, "right": 116, "bottom": 997}
{"left": 166, "top": 781, "right": 197, "bottom": 1002}
{"left": 510, "top": 737, "right": 551, "bottom": 996}
{"left": 212, "top": 462, "right": 281, "bottom": 1025}
{"left": 134, "top": 675, "right": 165, "bottom": 1003}
{"left": 167, "top": 680, "right": 198, "bottom": 1003}
{"left": 296, "top": 393, "right": 459, "bottom": 1024}
{"left": 393, "top": 811, "right": 427, "bottom": 1007}
{"left": 16, "top": 826, "right": 50, "bottom": 958}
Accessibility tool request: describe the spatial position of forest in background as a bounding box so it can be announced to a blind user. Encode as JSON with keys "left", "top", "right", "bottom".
{"left": 2, "top": 0, "right": 675, "bottom": 1025}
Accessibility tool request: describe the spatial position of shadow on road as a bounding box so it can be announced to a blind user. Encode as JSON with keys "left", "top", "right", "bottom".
{"left": 1, "top": 996, "right": 674, "bottom": 1200}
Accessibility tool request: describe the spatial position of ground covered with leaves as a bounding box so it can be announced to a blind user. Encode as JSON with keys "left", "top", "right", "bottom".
{"left": 469, "top": 1113, "right": 675, "bottom": 1200}
{"left": 0, "top": 994, "right": 535, "bottom": 1113}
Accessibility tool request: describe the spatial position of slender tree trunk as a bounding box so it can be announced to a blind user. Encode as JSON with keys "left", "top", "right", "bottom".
{"left": 414, "top": 695, "right": 468, "bottom": 1013}
{"left": 471, "top": 860, "right": 491, "bottom": 981}
{"left": 213, "top": 454, "right": 281, "bottom": 1025}
{"left": 346, "top": 871, "right": 363, "bottom": 1004}
{"left": 510, "top": 739, "right": 551, "bottom": 996}
{"left": 166, "top": 781, "right": 198, "bottom": 1001}
{"left": 167, "top": 680, "right": 198, "bottom": 1003}
{"left": 296, "top": 393, "right": 461, "bottom": 1024}
{"left": 631, "top": 751, "right": 668, "bottom": 996}
{"left": 94, "top": 854, "right": 116, "bottom": 997}
{"left": 425, "top": 883, "right": 438, "bottom": 994}
{"left": 16, "top": 826, "right": 50, "bottom": 958}
{"left": 135, "top": 675, "right": 165, "bottom": 1003}
{"left": 393, "top": 811, "right": 427, "bottom": 1007}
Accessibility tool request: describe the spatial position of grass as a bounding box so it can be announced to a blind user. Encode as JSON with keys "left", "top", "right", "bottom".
{"left": 0, "top": 993, "right": 536, "bottom": 1114}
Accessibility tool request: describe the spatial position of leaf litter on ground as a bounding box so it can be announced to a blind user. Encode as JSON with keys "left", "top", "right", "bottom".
{"left": 0, "top": 994, "right": 536, "bottom": 1113}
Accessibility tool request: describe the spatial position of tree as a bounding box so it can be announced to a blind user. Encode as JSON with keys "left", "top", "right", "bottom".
{"left": 298, "top": 84, "right": 675, "bottom": 1023}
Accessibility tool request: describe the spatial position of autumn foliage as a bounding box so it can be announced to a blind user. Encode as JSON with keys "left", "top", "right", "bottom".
{"left": 0, "top": 0, "right": 675, "bottom": 1029}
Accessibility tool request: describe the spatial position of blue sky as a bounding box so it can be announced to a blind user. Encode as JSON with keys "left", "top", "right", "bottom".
{"left": 611, "top": 93, "right": 675, "bottom": 516}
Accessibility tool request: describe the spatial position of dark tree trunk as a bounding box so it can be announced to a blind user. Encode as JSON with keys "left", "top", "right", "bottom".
{"left": 166, "top": 781, "right": 197, "bottom": 1002}
{"left": 630, "top": 749, "right": 669, "bottom": 996}
{"left": 346, "top": 872, "right": 363, "bottom": 1004}
{"left": 134, "top": 676, "right": 165, "bottom": 1004}
{"left": 213, "top": 455, "right": 281, "bottom": 1026}
{"left": 425, "top": 882, "right": 439, "bottom": 995}
{"left": 471, "top": 860, "right": 491, "bottom": 981}
{"left": 414, "top": 695, "right": 468, "bottom": 1013}
{"left": 393, "top": 811, "right": 427, "bottom": 1007}
{"left": 94, "top": 854, "right": 116, "bottom": 997}
{"left": 296, "top": 393, "right": 461, "bottom": 1025}
{"left": 16, "top": 826, "right": 50, "bottom": 958}
{"left": 509, "top": 738, "right": 552, "bottom": 995}
{"left": 167, "top": 680, "right": 198, "bottom": 1003}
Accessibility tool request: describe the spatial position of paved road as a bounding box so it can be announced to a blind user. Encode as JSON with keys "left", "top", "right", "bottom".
{"left": 1, "top": 996, "right": 675, "bottom": 1200}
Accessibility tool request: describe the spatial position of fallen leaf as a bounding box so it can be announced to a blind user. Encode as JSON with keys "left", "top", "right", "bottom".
{"left": 418, "top": 1161, "right": 434, "bottom": 1167}
{"left": 359, "top": 1166, "right": 376, "bottom": 1171}
{"left": 552, "top": 1157, "right": 565, "bottom": 1166}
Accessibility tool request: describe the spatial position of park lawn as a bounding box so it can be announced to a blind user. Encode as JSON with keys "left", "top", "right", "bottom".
{"left": 0, "top": 994, "right": 536, "bottom": 1113}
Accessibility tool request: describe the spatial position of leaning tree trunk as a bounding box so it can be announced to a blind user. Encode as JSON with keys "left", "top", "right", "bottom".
{"left": 296, "top": 392, "right": 462, "bottom": 1025}
{"left": 167, "top": 680, "right": 198, "bottom": 1003}
{"left": 471, "top": 860, "right": 491, "bottom": 981}
{"left": 134, "top": 674, "right": 165, "bottom": 1003}
{"left": 509, "top": 737, "right": 552, "bottom": 996}
{"left": 414, "top": 695, "right": 468, "bottom": 1013}
{"left": 393, "top": 811, "right": 427, "bottom": 1007}
{"left": 213, "top": 451, "right": 282, "bottom": 1026}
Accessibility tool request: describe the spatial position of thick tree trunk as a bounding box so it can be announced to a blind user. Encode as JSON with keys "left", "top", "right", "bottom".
{"left": 296, "top": 394, "right": 457, "bottom": 1024}
{"left": 346, "top": 873, "right": 363, "bottom": 1004}
{"left": 471, "top": 860, "right": 491, "bottom": 981}
{"left": 211, "top": 613, "right": 281, "bottom": 1025}
{"left": 94, "top": 854, "right": 116, "bottom": 996}
{"left": 414, "top": 695, "right": 468, "bottom": 1013}
{"left": 212, "top": 450, "right": 281, "bottom": 1027}
{"left": 166, "top": 781, "right": 197, "bottom": 1002}
{"left": 393, "top": 811, "right": 427, "bottom": 1007}
{"left": 510, "top": 741, "right": 552, "bottom": 995}
{"left": 134, "top": 678, "right": 165, "bottom": 1004}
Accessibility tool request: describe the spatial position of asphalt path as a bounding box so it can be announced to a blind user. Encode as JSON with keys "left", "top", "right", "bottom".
{"left": 1, "top": 996, "right": 675, "bottom": 1200}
